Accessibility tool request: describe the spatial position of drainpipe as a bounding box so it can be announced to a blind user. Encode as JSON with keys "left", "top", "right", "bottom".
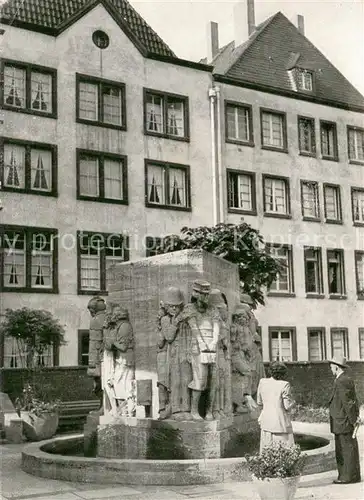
{"left": 215, "top": 86, "right": 224, "bottom": 223}
{"left": 209, "top": 87, "right": 218, "bottom": 225}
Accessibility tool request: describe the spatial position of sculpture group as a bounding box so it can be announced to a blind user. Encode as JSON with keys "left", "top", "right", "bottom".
{"left": 87, "top": 279, "right": 265, "bottom": 421}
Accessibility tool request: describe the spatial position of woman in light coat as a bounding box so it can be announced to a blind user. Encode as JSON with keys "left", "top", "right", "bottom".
{"left": 257, "top": 361, "right": 295, "bottom": 452}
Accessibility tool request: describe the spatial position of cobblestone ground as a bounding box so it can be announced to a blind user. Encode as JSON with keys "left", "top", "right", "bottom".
{"left": 0, "top": 423, "right": 363, "bottom": 500}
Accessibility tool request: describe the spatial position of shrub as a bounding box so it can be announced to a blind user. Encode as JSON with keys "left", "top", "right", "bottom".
{"left": 246, "top": 442, "right": 306, "bottom": 479}
{"left": 16, "top": 383, "right": 61, "bottom": 417}
{"left": 290, "top": 404, "right": 329, "bottom": 423}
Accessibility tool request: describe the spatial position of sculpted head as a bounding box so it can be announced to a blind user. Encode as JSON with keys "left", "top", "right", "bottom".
{"left": 163, "top": 287, "right": 184, "bottom": 316}
{"left": 191, "top": 279, "right": 211, "bottom": 311}
{"left": 108, "top": 303, "right": 129, "bottom": 322}
{"left": 209, "top": 289, "right": 228, "bottom": 322}
{"left": 87, "top": 296, "right": 106, "bottom": 317}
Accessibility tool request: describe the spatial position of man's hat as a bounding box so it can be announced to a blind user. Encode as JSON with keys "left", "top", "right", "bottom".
{"left": 192, "top": 279, "right": 211, "bottom": 295}
{"left": 209, "top": 289, "right": 226, "bottom": 307}
{"left": 163, "top": 287, "right": 184, "bottom": 306}
{"left": 233, "top": 303, "right": 251, "bottom": 316}
{"left": 329, "top": 356, "right": 348, "bottom": 369}
{"left": 240, "top": 293, "right": 254, "bottom": 306}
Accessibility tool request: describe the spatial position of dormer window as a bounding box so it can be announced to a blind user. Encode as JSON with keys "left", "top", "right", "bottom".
{"left": 297, "top": 69, "right": 313, "bottom": 91}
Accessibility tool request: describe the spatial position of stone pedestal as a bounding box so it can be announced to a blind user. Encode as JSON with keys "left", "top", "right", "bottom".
{"left": 83, "top": 411, "right": 101, "bottom": 457}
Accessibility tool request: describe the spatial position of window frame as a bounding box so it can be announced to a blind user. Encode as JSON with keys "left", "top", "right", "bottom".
{"left": 297, "top": 116, "right": 316, "bottom": 157}
{"left": 224, "top": 100, "right": 254, "bottom": 146}
{"left": 300, "top": 179, "right": 320, "bottom": 221}
{"left": 359, "top": 328, "right": 364, "bottom": 360}
{"left": 144, "top": 159, "right": 191, "bottom": 212}
{"left": 76, "top": 73, "right": 126, "bottom": 131}
{"left": 76, "top": 148, "right": 128, "bottom": 205}
{"left": 76, "top": 230, "right": 129, "bottom": 295}
{"left": 78, "top": 329, "right": 90, "bottom": 366}
{"left": 262, "top": 174, "right": 291, "bottom": 219}
{"left": 347, "top": 125, "right": 364, "bottom": 165}
{"left": 266, "top": 243, "right": 295, "bottom": 297}
{"left": 307, "top": 327, "right": 327, "bottom": 361}
{"left": 268, "top": 326, "right": 297, "bottom": 362}
{"left": 351, "top": 187, "right": 364, "bottom": 226}
{"left": 330, "top": 327, "right": 349, "bottom": 359}
{"left": 323, "top": 183, "right": 342, "bottom": 224}
{"left": 320, "top": 120, "right": 338, "bottom": 161}
{"left": 0, "top": 224, "right": 59, "bottom": 293}
{"left": 143, "top": 88, "right": 189, "bottom": 142}
{"left": 0, "top": 58, "right": 57, "bottom": 119}
{"left": 354, "top": 250, "right": 364, "bottom": 299}
{"left": 0, "top": 137, "right": 58, "bottom": 196}
{"left": 296, "top": 68, "right": 315, "bottom": 93}
{"left": 227, "top": 169, "right": 257, "bottom": 215}
{"left": 326, "top": 248, "right": 346, "bottom": 298}
{"left": 304, "top": 246, "right": 324, "bottom": 297}
{"left": 260, "top": 108, "right": 288, "bottom": 153}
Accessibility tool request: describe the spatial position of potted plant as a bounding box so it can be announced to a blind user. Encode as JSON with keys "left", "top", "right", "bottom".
{"left": 1, "top": 308, "right": 66, "bottom": 441}
{"left": 246, "top": 442, "right": 306, "bottom": 500}
{"left": 16, "top": 384, "right": 61, "bottom": 441}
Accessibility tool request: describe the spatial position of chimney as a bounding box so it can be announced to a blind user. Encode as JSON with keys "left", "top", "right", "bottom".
{"left": 297, "top": 14, "right": 305, "bottom": 35}
{"left": 234, "top": 0, "right": 256, "bottom": 48}
{"left": 207, "top": 21, "right": 219, "bottom": 62}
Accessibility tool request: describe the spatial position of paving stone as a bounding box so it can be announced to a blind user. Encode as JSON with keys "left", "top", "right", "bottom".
{"left": 73, "top": 487, "right": 142, "bottom": 499}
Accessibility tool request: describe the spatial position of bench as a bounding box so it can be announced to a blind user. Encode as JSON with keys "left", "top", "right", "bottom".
{"left": 58, "top": 400, "right": 100, "bottom": 432}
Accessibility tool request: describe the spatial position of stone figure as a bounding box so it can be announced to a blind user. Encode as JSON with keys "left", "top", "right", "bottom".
{"left": 87, "top": 296, "right": 107, "bottom": 409}
{"left": 208, "top": 289, "right": 231, "bottom": 419}
{"left": 230, "top": 303, "right": 258, "bottom": 414}
{"left": 156, "top": 287, "right": 193, "bottom": 421}
{"left": 102, "top": 303, "right": 135, "bottom": 417}
{"left": 185, "top": 280, "right": 220, "bottom": 421}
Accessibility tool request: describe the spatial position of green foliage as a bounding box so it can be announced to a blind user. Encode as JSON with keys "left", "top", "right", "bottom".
{"left": 146, "top": 426, "right": 187, "bottom": 459}
{"left": 156, "top": 222, "right": 282, "bottom": 306}
{"left": 247, "top": 442, "right": 306, "bottom": 479}
{"left": 290, "top": 404, "right": 329, "bottom": 423}
{"left": 15, "top": 383, "right": 61, "bottom": 417}
{"left": 0, "top": 308, "right": 66, "bottom": 368}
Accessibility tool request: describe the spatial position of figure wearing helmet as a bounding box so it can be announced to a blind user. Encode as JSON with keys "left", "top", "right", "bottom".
{"left": 87, "top": 296, "right": 107, "bottom": 411}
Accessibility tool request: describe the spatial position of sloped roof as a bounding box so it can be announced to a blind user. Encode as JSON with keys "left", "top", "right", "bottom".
{"left": 0, "top": 0, "right": 175, "bottom": 57}
{"left": 213, "top": 12, "right": 364, "bottom": 111}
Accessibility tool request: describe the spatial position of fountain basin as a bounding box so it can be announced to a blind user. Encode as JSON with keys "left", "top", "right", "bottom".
{"left": 21, "top": 422, "right": 336, "bottom": 485}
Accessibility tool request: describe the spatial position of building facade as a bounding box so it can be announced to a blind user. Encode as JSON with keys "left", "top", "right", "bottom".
{"left": 0, "top": 0, "right": 363, "bottom": 367}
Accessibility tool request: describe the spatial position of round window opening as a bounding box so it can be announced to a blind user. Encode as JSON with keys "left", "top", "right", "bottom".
{"left": 92, "top": 30, "right": 110, "bottom": 49}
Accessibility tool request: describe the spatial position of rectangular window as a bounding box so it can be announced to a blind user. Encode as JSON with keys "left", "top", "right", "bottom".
{"left": 1, "top": 138, "right": 57, "bottom": 195}
{"left": 77, "top": 231, "right": 129, "bottom": 294}
{"left": 227, "top": 170, "right": 256, "bottom": 213}
{"left": 297, "top": 69, "right": 313, "bottom": 91}
{"left": 261, "top": 110, "right": 287, "bottom": 150}
{"left": 301, "top": 180, "right": 320, "bottom": 219}
{"left": 145, "top": 236, "right": 162, "bottom": 257}
{"left": 145, "top": 160, "right": 190, "bottom": 211}
{"left": 308, "top": 328, "right": 326, "bottom": 361}
{"left": 327, "top": 249, "right": 346, "bottom": 296}
{"left": 76, "top": 149, "right": 127, "bottom": 204}
{"left": 76, "top": 74, "right": 126, "bottom": 129}
{"left": 320, "top": 121, "right": 338, "bottom": 160}
{"left": 355, "top": 251, "right": 364, "bottom": 297}
{"left": 263, "top": 176, "right": 290, "bottom": 216}
{"left": 359, "top": 328, "right": 364, "bottom": 360}
{"left": 348, "top": 127, "right": 364, "bottom": 162}
{"left": 304, "top": 247, "right": 323, "bottom": 294}
{"left": 268, "top": 244, "right": 294, "bottom": 294}
{"left": 225, "top": 102, "right": 253, "bottom": 144}
{"left": 2, "top": 336, "right": 57, "bottom": 368}
{"left": 269, "top": 328, "right": 296, "bottom": 361}
{"left": 351, "top": 188, "right": 364, "bottom": 224}
{"left": 298, "top": 117, "right": 316, "bottom": 155}
{"left": 330, "top": 328, "right": 349, "bottom": 359}
{"left": 1, "top": 60, "right": 57, "bottom": 117}
{"left": 324, "top": 184, "right": 342, "bottom": 222}
{"left": 144, "top": 89, "right": 189, "bottom": 140}
{"left": 1, "top": 226, "right": 58, "bottom": 292}
{"left": 78, "top": 330, "right": 90, "bottom": 366}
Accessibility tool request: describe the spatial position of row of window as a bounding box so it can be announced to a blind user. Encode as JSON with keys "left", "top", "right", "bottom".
{"left": 2, "top": 138, "right": 364, "bottom": 222}
{"left": 2, "top": 326, "right": 363, "bottom": 369}
{"left": 4, "top": 225, "right": 363, "bottom": 297}
{"left": 2, "top": 60, "right": 364, "bottom": 162}
{"left": 226, "top": 102, "right": 364, "bottom": 162}
{"left": 269, "top": 327, "right": 364, "bottom": 362}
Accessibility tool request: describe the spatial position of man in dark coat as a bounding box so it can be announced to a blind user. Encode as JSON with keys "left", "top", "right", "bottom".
{"left": 329, "top": 356, "right": 361, "bottom": 484}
